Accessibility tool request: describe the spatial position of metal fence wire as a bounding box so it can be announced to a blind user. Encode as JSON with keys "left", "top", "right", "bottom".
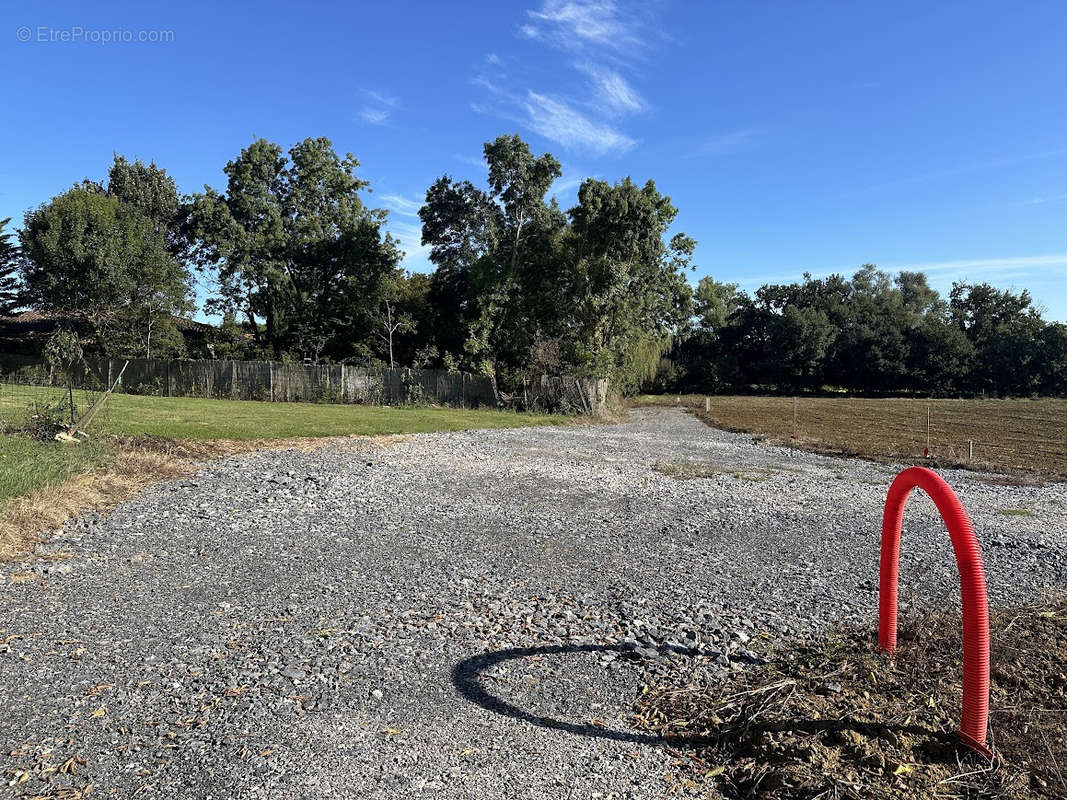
{"left": 0, "top": 349, "right": 111, "bottom": 427}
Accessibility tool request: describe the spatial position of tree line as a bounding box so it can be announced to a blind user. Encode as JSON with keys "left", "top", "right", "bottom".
{"left": 0, "top": 132, "right": 1063, "bottom": 396}
{"left": 667, "top": 268, "right": 1067, "bottom": 396}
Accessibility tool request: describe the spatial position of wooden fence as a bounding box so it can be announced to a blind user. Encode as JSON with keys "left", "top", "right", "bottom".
{"left": 99, "top": 358, "right": 499, "bottom": 406}
{"left": 0, "top": 353, "right": 610, "bottom": 413}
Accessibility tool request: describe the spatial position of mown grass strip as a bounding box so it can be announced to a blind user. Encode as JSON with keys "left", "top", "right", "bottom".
{"left": 2, "top": 384, "right": 566, "bottom": 440}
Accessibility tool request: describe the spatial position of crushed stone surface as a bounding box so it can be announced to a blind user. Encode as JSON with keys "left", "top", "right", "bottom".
{"left": 2, "top": 408, "right": 1064, "bottom": 798}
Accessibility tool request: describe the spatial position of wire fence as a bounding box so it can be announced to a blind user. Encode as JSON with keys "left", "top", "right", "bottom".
{"left": 689, "top": 395, "right": 1067, "bottom": 479}
{"left": 0, "top": 367, "right": 111, "bottom": 434}
{"left": 0, "top": 352, "right": 611, "bottom": 436}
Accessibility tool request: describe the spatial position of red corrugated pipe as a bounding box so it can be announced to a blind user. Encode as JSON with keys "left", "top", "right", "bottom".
{"left": 879, "top": 466, "right": 991, "bottom": 757}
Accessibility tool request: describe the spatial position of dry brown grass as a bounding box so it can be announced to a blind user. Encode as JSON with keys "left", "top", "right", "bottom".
{"left": 636, "top": 395, "right": 1067, "bottom": 480}
{"left": 0, "top": 447, "right": 190, "bottom": 562}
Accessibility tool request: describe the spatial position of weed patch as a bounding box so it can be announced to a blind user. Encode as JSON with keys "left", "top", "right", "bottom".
{"left": 635, "top": 598, "right": 1067, "bottom": 799}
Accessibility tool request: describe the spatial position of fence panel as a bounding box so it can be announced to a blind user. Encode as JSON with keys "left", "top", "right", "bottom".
{"left": 0, "top": 352, "right": 605, "bottom": 413}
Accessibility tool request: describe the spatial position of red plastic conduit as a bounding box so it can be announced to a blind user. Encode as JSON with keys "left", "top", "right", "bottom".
{"left": 878, "top": 466, "right": 991, "bottom": 757}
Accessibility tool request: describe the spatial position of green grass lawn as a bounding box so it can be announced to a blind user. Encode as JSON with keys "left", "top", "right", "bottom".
{"left": 1, "top": 384, "right": 565, "bottom": 440}
{"left": 98, "top": 393, "right": 565, "bottom": 439}
{"left": 0, "top": 435, "right": 111, "bottom": 511}
{"left": 0, "top": 387, "right": 566, "bottom": 521}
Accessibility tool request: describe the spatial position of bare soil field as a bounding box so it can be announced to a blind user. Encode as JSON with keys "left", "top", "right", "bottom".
{"left": 637, "top": 395, "right": 1067, "bottom": 480}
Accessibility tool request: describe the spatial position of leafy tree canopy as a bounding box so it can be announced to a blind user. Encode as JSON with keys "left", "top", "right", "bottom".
{"left": 189, "top": 136, "right": 401, "bottom": 360}
{"left": 19, "top": 184, "right": 192, "bottom": 356}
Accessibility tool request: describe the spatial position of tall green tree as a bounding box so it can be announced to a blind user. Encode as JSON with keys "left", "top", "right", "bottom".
{"left": 189, "top": 138, "right": 288, "bottom": 349}
{"left": 725, "top": 276, "right": 840, "bottom": 390}
{"left": 669, "top": 276, "right": 744, "bottom": 391}
{"left": 561, "top": 178, "right": 694, "bottom": 390}
{"left": 421, "top": 134, "right": 565, "bottom": 376}
{"left": 831, "top": 265, "right": 910, "bottom": 391}
{"left": 421, "top": 135, "right": 695, "bottom": 390}
{"left": 693, "top": 275, "right": 741, "bottom": 333}
{"left": 19, "top": 184, "right": 192, "bottom": 355}
{"left": 950, "top": 282, "right": 1045, "bottom": 395}
{"left": 107, "top": 155, "right": 190, "bottom": 260}
{"left": 1037, "top": 323, "right": 1067, "bottom": 395}
{"left": 190, "top": 137, "right": 400, "bottom": 359}
{"left": 664, "top": 266, "right": 1066, "bottom": 398}
{"left": 420, "top": 176, "right": 495, "bottom": 362}
{"left": 0, "top": 217, "right": 22, "bottom": 315}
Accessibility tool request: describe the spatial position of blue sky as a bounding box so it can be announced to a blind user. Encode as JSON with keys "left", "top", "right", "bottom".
{"left": 2, "top": 0, "right": 1066, "bottom": 320}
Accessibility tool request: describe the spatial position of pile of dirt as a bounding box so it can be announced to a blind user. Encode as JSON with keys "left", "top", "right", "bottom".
{"left": 635, "top": 598, "right": 1067, "bottom": 799}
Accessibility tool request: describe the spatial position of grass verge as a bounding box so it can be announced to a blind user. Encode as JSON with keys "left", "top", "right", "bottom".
{"left": 0, "top": 441, "right": 189, "bottom": 561}
{"left": 0, "top": 436, "right": 112, "bottom": 511}
{"left": 0, "top": 397, "right": 567, "bottom": 560}
{"left": 635, "top": 597, "right": 1066, "bottom": 799}
{"left": 1, "top": 385, "right": 566, "bottom": 440}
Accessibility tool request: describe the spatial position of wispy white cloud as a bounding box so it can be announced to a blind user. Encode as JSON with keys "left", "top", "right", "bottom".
{"left": 550, "top": 169, "right": 591, "bottom": 202}
{"left": 523, "top": 0, "right": 644, "bottom": 53}
{"left": 472, "top": 74, "right": 506, "bottom": 95}
{"left": 1028, "top": 194, "right": 1067, "bottom": 205}
{"left": 360, "top": 107, "right": 390, "bottom": 125}
{"left": 360, "top": 89, "right": 399, "bottom": 126}
{"left": 381, "top": 193, "right": 423, "bottom": 216}
{"left": 901, "top": 254, "right": 1067, "bottom": 281}
{"left": 385, "top": 218, "right": 432, "bottom": 271}
{"left": 577, "top": 62, "right": 643, "bottom": 115}
{"left": 692, "top": 128, "right": 765, "bottom": 157}
{"left": 366, "top": 90, "right": 399, "bottom": 108}
{"left": 380, "top": 192, "right": 431, "bottom": 268}
{"left": 731, "top": 254, "right": 1067, "bottom": 295}
{"left": 455, "top": 153, "right": 487, "bottom": 168}
{"left": 524, "top": 91, "right": 635, "bottom": 155}
{"left": 470, "top": 1, "right": 656, "bottom": 156}
{"left": 1012, "top": 192, "right": 1067, "bottom": 208}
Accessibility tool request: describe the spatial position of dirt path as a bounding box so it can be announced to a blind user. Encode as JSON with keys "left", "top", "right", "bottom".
{"left": 2, "top": 408, "right": 1064, "bottom": 798}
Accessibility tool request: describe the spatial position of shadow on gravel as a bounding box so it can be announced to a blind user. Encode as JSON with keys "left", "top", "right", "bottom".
{"left": 452, "top": 642, "right": 929, "bottom": 749}
{"left": 451, "top": 642, "right": 693, "bottom": 745}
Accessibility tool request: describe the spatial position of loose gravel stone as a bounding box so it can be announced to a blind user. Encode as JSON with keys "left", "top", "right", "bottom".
{"left": 0, "top": 408, "right": 1064, "bottom": 798}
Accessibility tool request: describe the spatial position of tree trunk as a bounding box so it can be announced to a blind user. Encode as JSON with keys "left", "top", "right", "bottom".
{"left": 385, "top": 300, "right": 395, "bottom": 368}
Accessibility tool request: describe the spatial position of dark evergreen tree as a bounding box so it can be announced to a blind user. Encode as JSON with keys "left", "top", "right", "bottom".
{"left": 0, "top": 217, "right": 22, "bottom": 315}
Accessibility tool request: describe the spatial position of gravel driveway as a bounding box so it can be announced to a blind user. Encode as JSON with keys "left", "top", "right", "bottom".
{"left": 2, "top": 408, "right": 1065, "bottom": 798}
